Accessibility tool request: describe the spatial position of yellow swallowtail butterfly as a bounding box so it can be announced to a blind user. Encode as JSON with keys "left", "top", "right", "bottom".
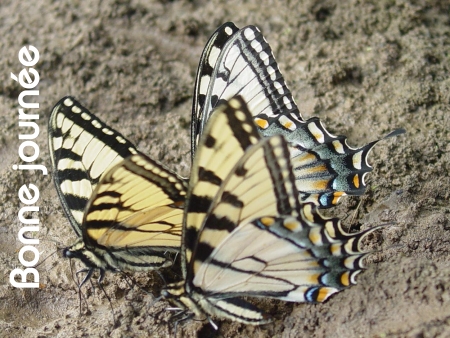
{"left": 162, "top": 96, "right": 377, "bottom": 325}
{"left": 191, "top": 22, "right": 405, "bottom": 208}
{"left": 49, "top": 97, "right": 186, "bottom": 285}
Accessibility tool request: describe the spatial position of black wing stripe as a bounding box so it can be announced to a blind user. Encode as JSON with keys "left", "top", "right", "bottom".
{"left": 49, "top": 96, "right": 138, "bottom": 236}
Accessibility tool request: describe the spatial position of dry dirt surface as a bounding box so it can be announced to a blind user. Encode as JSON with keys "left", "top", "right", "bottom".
{"left": 1, "top": 0, "right": 449, "bottom": 337}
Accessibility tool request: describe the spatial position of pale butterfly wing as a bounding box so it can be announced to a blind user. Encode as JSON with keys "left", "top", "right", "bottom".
{"left": 192, "top": 22, "right": 405, "bottom": 208}
{"left": 183, "top": 96, "right": 263, "bottom": 269}
{"left": 49, "top": 96, "right": 138, "bottom": 236}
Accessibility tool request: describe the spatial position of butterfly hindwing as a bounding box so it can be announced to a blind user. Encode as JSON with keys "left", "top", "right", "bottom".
{"left": 193, "top": 208, "right": 371, "bottom": 302}
{"left": 80, "top": 152, "right": 187, "bottom": 271}
{"left": 49, "top": 96, "right": 138, "bottom": 236}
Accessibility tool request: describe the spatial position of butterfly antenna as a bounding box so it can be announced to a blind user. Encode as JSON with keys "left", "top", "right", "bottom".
{"left": 33, "top": 250, "right": 58, "bottom": 269}
{"left": 22, "top": 234, "right": 64, "bottom": 269}
{"left": 22, "top": 233, "right": 64, "bottom": 247}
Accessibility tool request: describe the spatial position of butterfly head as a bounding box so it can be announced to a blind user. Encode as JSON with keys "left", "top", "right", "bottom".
{"left": 61, "top": 238, "right": 109, "bottom": 272}
{"left": 161, "top": 281, "right": 208, "bottom": 321}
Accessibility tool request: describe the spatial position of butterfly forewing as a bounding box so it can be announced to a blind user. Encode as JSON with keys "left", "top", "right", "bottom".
{"left": 49, "top": 96, "right": 138, "bottom": 236}
{"left": 191, "top": 134, "right": 301, "bottom": 281}
{"left": 184, "top": 98, "right": 261, "bottom": 269}
{"left": 192, "top": 22, "right": 240, "bottom": 154}
{"left": 192, "top": 24, "right": 300, "bottom": 153}
{"left": 50, "top": 96, "right": 188, "bottom": 279}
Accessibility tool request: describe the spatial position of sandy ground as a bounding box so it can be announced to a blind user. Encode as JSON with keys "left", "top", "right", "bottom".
{"left": 0, "top": 0, "right": 449, "bottom": 337}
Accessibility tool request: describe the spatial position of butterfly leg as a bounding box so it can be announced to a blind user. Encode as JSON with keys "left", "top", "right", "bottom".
{"left": 76, "top": 267, "right": 95, "bottom": 288}
{"left": 170, "top": 310, "right": 195, "bottom": 338}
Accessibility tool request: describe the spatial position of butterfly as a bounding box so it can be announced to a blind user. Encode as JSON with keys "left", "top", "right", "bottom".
{"left": 162, "top": 96, "right": 377, "bottom": 325}
{"left": 191, "top": 22, "right": 405, "bottom": 208}
{"left": 49, "top": 96, "right": 187, "bottom": 285}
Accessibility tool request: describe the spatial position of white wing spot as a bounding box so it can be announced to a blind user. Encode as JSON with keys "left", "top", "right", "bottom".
{"left": 283, "top": 96, "right": 293, "bottom": 110}
{"left": 199, "top": 74, "right": 211, "bottom": 95}
{"left": 224, "top": 26, "right": 234, "bottom": 36}
{"left": 259, "top": 51, "right": 269, "bottom": 65}
{"left": 332, "top": 140, "right": 345, "bottom": 154}
{"left": 244, "top": 27, "right": 256, "bottom": 40}
{"left": 250, "top": 40, "right": 263, "bottom": 53}
{"left": 352, "top": 151, "right": 363, "bottom": 170}
{"left": 116, "top": 136, "right": 126, "bottom": 144}
{"left": 279, "top": 116, "right": 296, "bottom": 131}
{"left": 230, "top": 99, "right": 242, "bottom": 110}
{"left": 55, "top": 113, "right": 64, "bottom": 129}
{"left": 63, "top": 98, "right": 73, "bottom": 107}
{"left": 102, "top": 127, "right": 114, "bottom": 136}
{"left": 208, "top": 46, "right": 221, "bottom": 68}
{"left": 52, "top": 136, "right": 63, "bottom": 150}
{"left": 242, "top": 123, "right": 253, "bottom": 133}
{"left": 274, "top": 81, "right": 284, "bottom": 95}
{"left": 92, "top": 120, "right": 102, "bottom": 129}
{"left": 81, "top": 112, "right": 91, "bottom": 121}
{"left": 235, "top": 110, "right": 246, "bottom": 121}
{"left": 308, "top": 123, "right": 325, "bottom": 143}
{"left": 72, "top": 106, "right": 82, "bottom": 114}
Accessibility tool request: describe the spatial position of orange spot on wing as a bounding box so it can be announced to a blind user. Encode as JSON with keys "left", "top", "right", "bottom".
{"left": 308, "top": 273, "right": 320, "bottom": 284}
{"left": 283, "top": 219, "right": 301, "bottom": 231}
{"left": 309, "top": 164, "right": 327, "bottom": 174}
{"left": 330, "top": 243, "right": 342, "bottom": 255}
{"left": 353, "top": 174, "right": 360, "bottom": 188}
{"left": 255, "top": 118, "right": 269, "bottom": 129}
{"left": 309, "top": 231, "right": 321, "bottom": 245}
{"left": 296, "top": 152, "right": 317, "bottom": 164}
{"left": 316, "top": 287, "right": 333, "bottom": 302}
{"left": 283, "top": 121, "right": 293, "bottom": 129}
{"left": 312, "top": 180, "right": 329, "bottom": 190}
{"left": 332, "top": 192, "right": 345, "bottom": 205}
{"left": 340, "top": 271, "right": 351, "bottom": 286}
{"left": 260, "top": 217, "right": 275, "bottom": 227}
